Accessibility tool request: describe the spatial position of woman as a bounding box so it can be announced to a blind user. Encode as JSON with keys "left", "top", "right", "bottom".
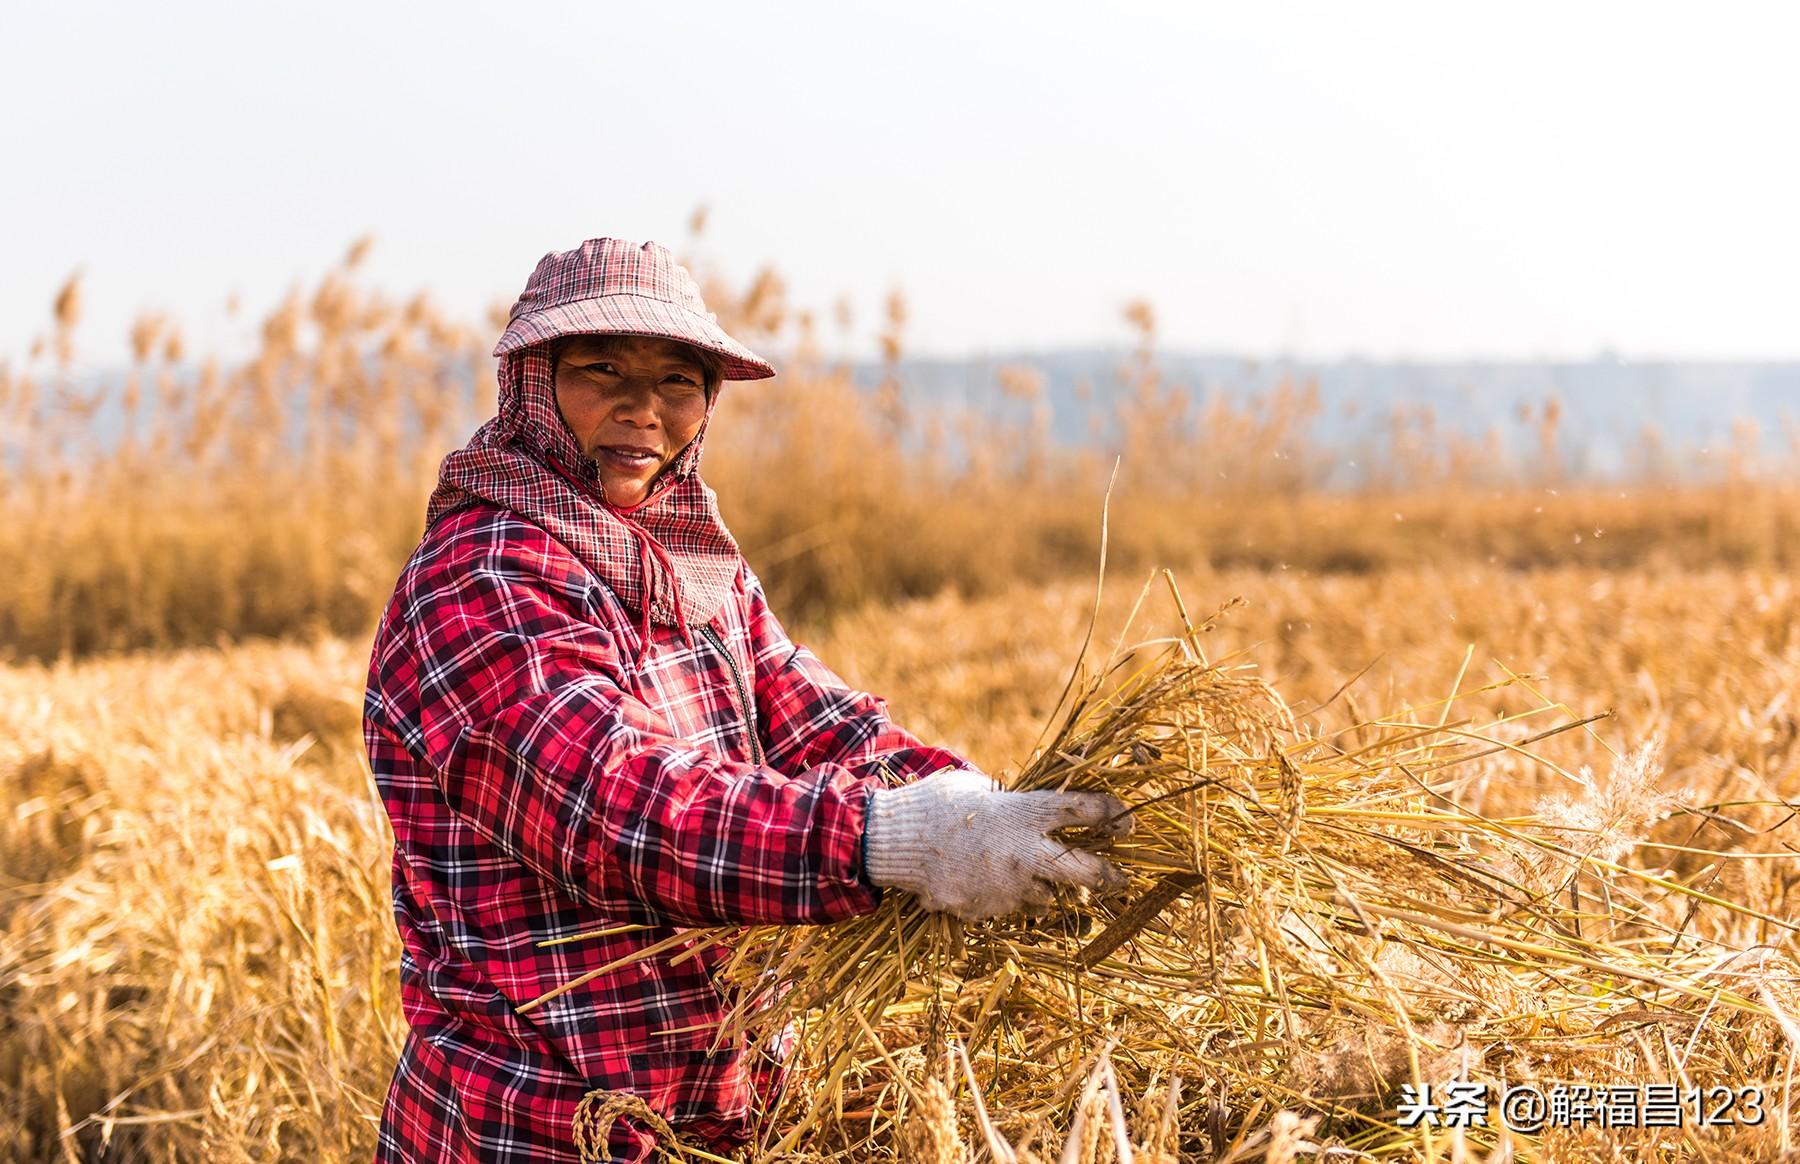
{"left": 363, "top": 238, "right": 1129, "bottom": 1162}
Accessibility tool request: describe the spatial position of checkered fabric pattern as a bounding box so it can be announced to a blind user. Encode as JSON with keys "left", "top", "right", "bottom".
{"left": 494, "top": 239, "right": 775, "bottom": 381}
{"left": 365, "top": 503, "right": 967, "bottom": 1162}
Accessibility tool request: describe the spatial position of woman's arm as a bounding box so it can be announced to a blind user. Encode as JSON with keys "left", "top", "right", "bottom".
{"left": 369, "top": 513, "right": 881, "bottom": 928}
{"left": 733, "top": 568, "right": 1138, "bottom": 920}
{"left": 740, "top": 566, "right": 970, "bottom": 784}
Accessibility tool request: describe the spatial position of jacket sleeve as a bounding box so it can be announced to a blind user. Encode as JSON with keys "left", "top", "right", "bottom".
{"left": 740, "top": 566, "right": 973, "bottom": 785}
{"left": 389, "top": 522, "right": 881, "bottom": 928}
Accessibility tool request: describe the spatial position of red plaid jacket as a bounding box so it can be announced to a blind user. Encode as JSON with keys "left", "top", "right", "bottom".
{"left": 364, "top": 503, "right": 966, "bottom": 1162}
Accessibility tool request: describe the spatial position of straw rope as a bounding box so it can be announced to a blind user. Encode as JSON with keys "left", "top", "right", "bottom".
{"left": 572, "top": 1089, "right": 680, "bottom": 1164}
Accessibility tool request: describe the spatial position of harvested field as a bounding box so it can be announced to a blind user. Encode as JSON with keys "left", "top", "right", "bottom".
{"left": 5, "top": 563, "right": 1798, "bottom": 1161}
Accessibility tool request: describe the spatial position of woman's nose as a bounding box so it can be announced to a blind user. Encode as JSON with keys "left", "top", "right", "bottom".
{"left": 609, "top": 378, "right": 659, "bottom": 425}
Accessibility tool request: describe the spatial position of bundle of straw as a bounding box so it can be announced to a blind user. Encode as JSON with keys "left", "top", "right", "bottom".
{"left": 536, "top": 570, "right": 1800, "bottom": 1161}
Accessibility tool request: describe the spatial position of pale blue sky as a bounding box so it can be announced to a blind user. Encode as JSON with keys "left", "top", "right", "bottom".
{"left": 4, "top": 1, "right": 1797, "bottom": 367}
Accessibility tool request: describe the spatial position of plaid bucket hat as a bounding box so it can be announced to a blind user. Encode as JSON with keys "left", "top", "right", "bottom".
{"left": 493, "top": 238, "right": 776, "bottom": 381}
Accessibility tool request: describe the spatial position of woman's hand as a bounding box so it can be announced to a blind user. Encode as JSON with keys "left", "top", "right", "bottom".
{"left": 862, "top": 769, "right": 1134, "bottom": 921}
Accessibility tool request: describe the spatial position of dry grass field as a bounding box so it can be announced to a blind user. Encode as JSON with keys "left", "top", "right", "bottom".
{"left": 8, "top": 567, "right": 1800, "bottom": 1161}
{"left": 4, "top": 239, "right": 1800, "bottom": 1161}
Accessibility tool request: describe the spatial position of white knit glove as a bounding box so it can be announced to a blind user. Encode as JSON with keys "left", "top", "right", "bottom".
{"left": 863, "top": 769, "right": 1134, "bottom": 921}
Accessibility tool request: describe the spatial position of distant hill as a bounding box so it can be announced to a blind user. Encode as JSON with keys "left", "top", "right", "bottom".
{"left": 850, "top": 349, "right": 1800, "bottom": 482}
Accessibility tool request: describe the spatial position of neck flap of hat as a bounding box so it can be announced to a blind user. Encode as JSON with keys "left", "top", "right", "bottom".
{"left": 426, "top": 346, "right": 741, "bottom": 645}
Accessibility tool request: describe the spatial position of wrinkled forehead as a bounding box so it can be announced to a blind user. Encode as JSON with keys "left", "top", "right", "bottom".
{"left": 554, "top": 333, "right": 711, "bottom": 370}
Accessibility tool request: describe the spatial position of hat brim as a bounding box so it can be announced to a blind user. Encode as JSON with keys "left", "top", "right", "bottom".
{"left": 493, "top": 293, "right": 776, "bottom": 381}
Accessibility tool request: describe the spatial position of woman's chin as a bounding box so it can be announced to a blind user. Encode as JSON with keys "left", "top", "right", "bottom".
{"left": 598, "top": 474, "right": 652, "bottom": 508}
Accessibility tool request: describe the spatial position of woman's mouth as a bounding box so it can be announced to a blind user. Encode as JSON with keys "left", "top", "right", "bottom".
{"left": 597, "top": 445, "right": 661, "bottom": 472}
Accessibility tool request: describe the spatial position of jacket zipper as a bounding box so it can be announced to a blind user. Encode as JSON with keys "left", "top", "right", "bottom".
{"left": 699, "top": 624, "right": 764, "bottom": 766}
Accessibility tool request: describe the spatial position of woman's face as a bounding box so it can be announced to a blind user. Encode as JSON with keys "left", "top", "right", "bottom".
{"left": 552, "top": 334, "right": 711, "bottom": 508}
